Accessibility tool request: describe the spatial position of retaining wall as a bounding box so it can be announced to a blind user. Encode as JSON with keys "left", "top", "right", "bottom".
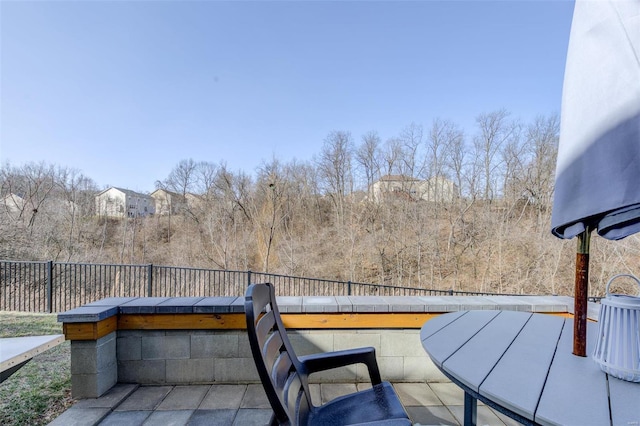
{"left": 58, "top": 294, "right": 581, "bottom": 398}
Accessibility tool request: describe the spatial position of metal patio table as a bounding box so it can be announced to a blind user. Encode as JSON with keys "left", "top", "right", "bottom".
{"left": 420, "top": 310, "right": 640, "bottom": 426}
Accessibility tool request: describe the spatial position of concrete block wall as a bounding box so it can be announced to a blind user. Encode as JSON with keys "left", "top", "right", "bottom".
{"left": 116, "top": 330, "right": 258, "bottom": 385}
{"left": 114, "top": 328, "right": 445, "bottom": 386}
{"left": 288, "top": 329, "right": 447, "bottom": 384}
{"left": 59, "top": 295, "right": 579, "bottom": 397}
{"left": 70, "top": 332, "right": 117, "bottom": 398}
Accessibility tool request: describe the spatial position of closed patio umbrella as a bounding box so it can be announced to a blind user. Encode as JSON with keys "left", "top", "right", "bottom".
{"left": 551, "top": 0, "right": 640, "bottom": 356}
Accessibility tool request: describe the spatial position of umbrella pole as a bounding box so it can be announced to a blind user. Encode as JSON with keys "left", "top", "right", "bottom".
{"left": 573, "top": 227, "right": 592, "bottom": 357}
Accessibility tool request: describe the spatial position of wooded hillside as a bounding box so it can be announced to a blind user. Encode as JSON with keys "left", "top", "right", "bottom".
{"left": 3, "top": 112, "right": 639, "bottom": 297}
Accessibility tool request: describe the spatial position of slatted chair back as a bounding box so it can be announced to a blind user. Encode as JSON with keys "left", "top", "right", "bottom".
{"left": 245, "top": 282, "right": 311, "bottom": 425}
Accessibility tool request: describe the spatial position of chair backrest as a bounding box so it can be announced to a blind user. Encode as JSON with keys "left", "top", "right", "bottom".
{"left": 245, "top": 283, "right": 312, "bottom": 425}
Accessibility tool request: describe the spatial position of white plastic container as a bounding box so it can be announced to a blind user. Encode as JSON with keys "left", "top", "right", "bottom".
{"left": 592, "top": 274, "right": 640, "bottom": 382}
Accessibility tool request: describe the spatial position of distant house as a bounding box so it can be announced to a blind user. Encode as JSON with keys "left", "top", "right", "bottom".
{"left": 95, "top": 187, "right": 155, "bottom": 218}
{"left": 420, "top": 176, "right": 458, "bottom": 203}
{"left": 2, "top": 192, "right": 87, "bottom": 218}
{"left": 369, "top": 175, "right": 457, "bottom": 203}
{"left": 150, "top": 189, "right": 188, "bottom": 216}
{"left": 185, "top": 193, "right": 205, "bottom": 211}
{"left": 1, "top": 193, "right": 26, "bottom": 214}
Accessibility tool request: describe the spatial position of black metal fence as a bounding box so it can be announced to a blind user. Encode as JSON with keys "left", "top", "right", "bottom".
{"left": 1, "top": 260, "right": 534, "bottom": 313}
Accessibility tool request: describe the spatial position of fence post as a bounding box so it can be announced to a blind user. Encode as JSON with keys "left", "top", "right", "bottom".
{"left": 449, "top": 289, "right": 453, "bottom": 296}
{"left": 247, "top": 270, "right": 252, "bottom": 286}
{"left": 348, "top": 280, "right": 351, "bottom": 296}
{"left": 46, "top": 261, "right": 53, "bottom": 313}
{"left": 147, "top": 264, "right": 153, "bottom": 297}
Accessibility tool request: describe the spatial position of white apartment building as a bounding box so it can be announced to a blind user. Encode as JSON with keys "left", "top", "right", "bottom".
{"left": 95, "top": 187, "right": 155, "bottom": 218}
{"left": 369, "top": 175, "right": 458, "bottom": 203}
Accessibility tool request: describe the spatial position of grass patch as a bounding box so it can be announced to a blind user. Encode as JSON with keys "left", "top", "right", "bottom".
{"left": 0, "top": 312, "right": 72, "bottom": 426}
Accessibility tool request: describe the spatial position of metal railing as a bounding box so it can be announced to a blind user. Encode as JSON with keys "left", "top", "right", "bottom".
{"left": 1, "top": 260, "right": 537, "bottom": 313}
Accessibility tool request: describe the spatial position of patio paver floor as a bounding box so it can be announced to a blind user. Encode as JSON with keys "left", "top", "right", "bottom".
{"left": 47, "top": 382, "right": 518, "bottom": 426}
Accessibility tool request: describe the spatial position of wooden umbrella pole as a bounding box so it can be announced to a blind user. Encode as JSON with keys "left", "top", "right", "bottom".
{"left": 573, "top": 227, "right": 592, "bottom": 357}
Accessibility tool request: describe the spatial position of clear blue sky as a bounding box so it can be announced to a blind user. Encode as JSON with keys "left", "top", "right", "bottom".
{"left": 1, "top": 0, "right": 575, "bottom": 193}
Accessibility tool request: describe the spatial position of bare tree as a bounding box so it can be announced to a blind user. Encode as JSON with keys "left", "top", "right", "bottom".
{"left": 0, "top": 162, "right": 57, "bottom": 229}
{"left": 522, "top": 115, "right": 559, "bottom": 229}
{"left": 276, "top": 160, "right": 322, "bottom": 276}
{"left": 194, "top": 161, "right": 218, "bottom": 195}
{"left": 500, "top": 124, "right": 526, "bottom": 204}
{"left": 155, "top": 160, "right": 219, "bottom": 249}
{"left": 162, "top": 159, "right": 198, "bottom": 197}
{"left": 317, "top": 131, "right": 354, "bottom": 227}
{"left": 6, "top": 113, "right": 633, "bottom": 298}
{"left": 252, "top": 158, "right": 290, "bottom": 273}
{"left": 381, "top": 137, "right": 404, "bottom": 177}
{"left": 440, "top": 124, "right": 467, "bottom": 199}
{"left": 474, "top": 109, "right": 518, "bottom": 201}
{"left": 355, "top": 131, "right": 382, "bottom": 196}
{"left": 190, "top": 164, "right": 254, "bottom": 270}
{"left": 54, "top": 167, "right": 98, "bottom": 261}
{"left": 399, "top": 122, "right": 425, "bottom": 178}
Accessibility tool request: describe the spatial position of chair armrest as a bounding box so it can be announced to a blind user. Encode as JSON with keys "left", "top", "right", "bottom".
{"left": 299, "top": 346, "right": 382, "bottom": 384}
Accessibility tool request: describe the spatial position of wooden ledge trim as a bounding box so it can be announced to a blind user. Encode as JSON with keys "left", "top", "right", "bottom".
{"left": 118, "top": 313, "right": 246, "bottom": 330}
{"left": 281, "top": 313, "right": 442, "bottom": 329}
{"left": 63, "top": 316, "right": 117, "bottom": 340}
{"left": 116, "top": 312, "right": 443, "bottom": 330}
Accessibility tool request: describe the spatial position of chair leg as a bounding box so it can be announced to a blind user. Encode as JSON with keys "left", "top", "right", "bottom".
{"left": 464, "top": 391, "right": 477, "bottom": 426}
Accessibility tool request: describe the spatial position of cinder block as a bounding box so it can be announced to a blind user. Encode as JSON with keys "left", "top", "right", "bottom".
{"left": 117, "top": 330, "right": 143, "bottom": 338}
{"left": 377, "top": 356, "right": 405, "bottom": 382}
{"left": 287, "top": 329, "right": 310, "bottom": 335}
{"left": 69, "top": 333, "right": 117, "bottom": 398}
{"left": 70, "top": 332, "right": 114, "bottom": 351}
{"left": 70, "top": 345, "right": 101, "bottom": 375}
{"left": 406, "top": 355, "right": 449, "bottom": 382}
{"left": 118, "top": 359, "right": 166, "bottom": 384}
{"left": 333, "top": 332, "right": 380, "bottom": 352}
{"left": 166, "top": 358, "right": 214, "bottom": 383}
{"left": 117, "top": 336, "right": 141, "bottom": 361}
{"left": 141, "top": 335, "right": 190, "bottom": 360}
{"left": 238, "top": 332, "right": 253, "bottom": 357}
{"left": 191, "top": 334, "right": 238, "bottom": 358}
{"left": 355, "top": 362, "right": 383, "bottom": 383}
{"left": 215, "top": 358, "right": 260, "bottom": 382}
{"left": 71, "top": 332, "right": 116, "bottom": 375}
{"left": 119, "top": 329, "right": 164, "bottom": 337}
{"left": 354, "top": 329, "right": 384, "bottom": 334}
{"left": 307, "top": 364, "right": 357, "bottom": 383}
{"left": 71, "top": 362, "right": 117, "bottom": 398}
{"left": 289, "top": 333, "right": 334, "bottom": 356}
{"left": 402, "top": 356, "right": 429, "bottom": 381}
{"left": 380, "top": 330, "right": 424, "bottom": 357}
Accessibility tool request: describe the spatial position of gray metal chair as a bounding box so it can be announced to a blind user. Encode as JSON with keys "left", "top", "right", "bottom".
{"left": 244, "top": 282, "right": 412, "bottom": 426}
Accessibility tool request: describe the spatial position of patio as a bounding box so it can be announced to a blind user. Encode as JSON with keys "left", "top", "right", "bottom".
{"left": 47, "top": 294, "right": 585, "bottom": 425}
{"left": 47, "top": 381, "right": 521, "bottom": 426}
